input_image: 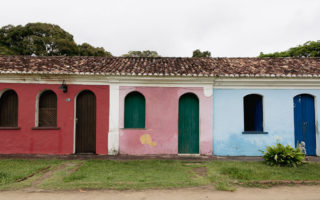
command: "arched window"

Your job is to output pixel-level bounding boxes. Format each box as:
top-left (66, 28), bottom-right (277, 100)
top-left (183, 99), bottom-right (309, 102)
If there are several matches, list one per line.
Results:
top-left (0, 90), bottom-right (18, 127)
top-left (38, 90), bottom-right (57, 127)
top-left (124, 91), bottom-right (145, 128)
top-left (244, 94), bottom-right (263, 132)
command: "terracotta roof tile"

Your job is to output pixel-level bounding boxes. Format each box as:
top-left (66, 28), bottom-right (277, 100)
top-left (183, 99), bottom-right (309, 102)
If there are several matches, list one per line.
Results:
top-left (0, 56), bottom-right (320, 77)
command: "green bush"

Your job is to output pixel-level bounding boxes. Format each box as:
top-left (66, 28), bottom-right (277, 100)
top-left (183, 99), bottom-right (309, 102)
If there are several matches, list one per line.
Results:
top-left (260, 143), bottom-right (305, 167)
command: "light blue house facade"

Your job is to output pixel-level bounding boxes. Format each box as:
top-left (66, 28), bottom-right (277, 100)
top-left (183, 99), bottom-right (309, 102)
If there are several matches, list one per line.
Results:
top-left (213, 80), bottom-right (320, 156)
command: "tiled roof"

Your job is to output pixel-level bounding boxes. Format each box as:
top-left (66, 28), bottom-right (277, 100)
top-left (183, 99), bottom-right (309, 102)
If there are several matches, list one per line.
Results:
top-left (0, 56), bottom-right (320, 78)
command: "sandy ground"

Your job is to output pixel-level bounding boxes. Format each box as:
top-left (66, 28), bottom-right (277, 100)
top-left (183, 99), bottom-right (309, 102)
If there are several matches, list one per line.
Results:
top-left (1, 185), bottom-right (320, 200)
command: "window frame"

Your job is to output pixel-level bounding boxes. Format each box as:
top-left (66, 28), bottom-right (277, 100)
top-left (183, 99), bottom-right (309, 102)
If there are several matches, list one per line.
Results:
top-left (35, 90), bottom-right (58, 128)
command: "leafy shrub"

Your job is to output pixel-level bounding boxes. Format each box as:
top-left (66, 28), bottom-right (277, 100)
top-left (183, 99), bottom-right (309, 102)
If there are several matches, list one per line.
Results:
top-left (260, 143), bottom-right (305, 167)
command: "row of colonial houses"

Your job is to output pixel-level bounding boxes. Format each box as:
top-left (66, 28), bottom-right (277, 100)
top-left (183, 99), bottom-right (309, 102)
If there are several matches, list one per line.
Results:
top-left (0, 56), bottom-right (320, 156)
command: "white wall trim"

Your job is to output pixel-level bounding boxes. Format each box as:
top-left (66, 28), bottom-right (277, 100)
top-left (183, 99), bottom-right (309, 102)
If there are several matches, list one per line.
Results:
top-left (73, 91), bottom-right (80, 154)
top-left (203, 85), bottom-right (213, 97)
top-left (213, 78), bottom-right (320, 89)
top-left (1, 74), bottom-right (320, 89)
top-left (108, 84), bottom-right (120, 155)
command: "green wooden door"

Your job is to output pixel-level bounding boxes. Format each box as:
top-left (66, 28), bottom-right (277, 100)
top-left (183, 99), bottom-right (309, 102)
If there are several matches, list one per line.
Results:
top-left (178, 93), bottom-right (199, 154)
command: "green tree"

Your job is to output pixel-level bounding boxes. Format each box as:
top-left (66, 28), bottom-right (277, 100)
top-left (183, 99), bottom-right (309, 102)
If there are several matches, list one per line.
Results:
top-left (0, 23), bottom-right (112, 57)
top-left (192, 49), bottom-right (212, 58)
top-left (78, 43), bottom-right (112, 57)
top-left (259, 40), bottom-right (320, 58)
top-left (0, 43), bottom-right (17, 55)
top-left (122, 50), bottom-right (161, 57)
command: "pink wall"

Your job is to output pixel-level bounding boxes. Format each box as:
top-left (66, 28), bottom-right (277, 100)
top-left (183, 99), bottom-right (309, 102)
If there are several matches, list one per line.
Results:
top-left (0, 83), bottom-right (109, 155)
top-left (119, 86), bottom-right (213, 155)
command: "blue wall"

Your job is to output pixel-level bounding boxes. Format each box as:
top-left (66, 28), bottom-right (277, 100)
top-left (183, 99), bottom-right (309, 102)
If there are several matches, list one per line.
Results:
top-left (213, 89), bottom-right (320, 156)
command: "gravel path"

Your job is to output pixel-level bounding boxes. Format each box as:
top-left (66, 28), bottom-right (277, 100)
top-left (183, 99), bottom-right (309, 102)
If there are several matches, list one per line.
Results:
top-left (1, 185), bottom-right (320, 200)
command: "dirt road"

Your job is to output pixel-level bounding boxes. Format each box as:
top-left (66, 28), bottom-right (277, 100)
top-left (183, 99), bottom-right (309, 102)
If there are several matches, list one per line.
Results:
top-left (1, 185), bottom-right (320, 200)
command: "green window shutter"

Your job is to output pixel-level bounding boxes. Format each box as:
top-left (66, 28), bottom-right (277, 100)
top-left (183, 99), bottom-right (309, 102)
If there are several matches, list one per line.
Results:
top-left (124, 92), bottom-right (145, 128)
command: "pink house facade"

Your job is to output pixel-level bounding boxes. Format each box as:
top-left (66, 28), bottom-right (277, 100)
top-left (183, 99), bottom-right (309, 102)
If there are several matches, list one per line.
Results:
top-left (118, 86), bottom-right (213, 155)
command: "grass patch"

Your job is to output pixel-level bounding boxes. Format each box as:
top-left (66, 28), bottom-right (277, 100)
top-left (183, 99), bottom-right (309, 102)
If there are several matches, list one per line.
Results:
top-left (39, 160), bottom-right (83, 190)
top-left (2, 159), bottom-right (320, 191)
top-left (220, 167), bottom-right (253, 180)
top-left (63, 174), bottom-right (86, 182)
top-left (42, 160), bottom-right (209, 190)
top-left (0, 159), bottom-right (62, 190)
top-left (206, 161), bottom-right (320, 190)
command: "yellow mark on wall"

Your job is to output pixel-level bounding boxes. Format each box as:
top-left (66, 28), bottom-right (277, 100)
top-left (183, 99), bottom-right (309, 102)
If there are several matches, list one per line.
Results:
top-left (140, 134), bottom-right (156, 147)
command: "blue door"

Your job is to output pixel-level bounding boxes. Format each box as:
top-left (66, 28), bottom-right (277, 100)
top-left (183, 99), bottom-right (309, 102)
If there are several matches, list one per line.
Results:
top-left (294, 94), bottom-right (316, 155)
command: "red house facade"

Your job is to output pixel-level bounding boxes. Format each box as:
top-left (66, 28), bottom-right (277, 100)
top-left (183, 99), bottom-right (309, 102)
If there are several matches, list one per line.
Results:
top-left (0, 82), bottom-right (109, 155)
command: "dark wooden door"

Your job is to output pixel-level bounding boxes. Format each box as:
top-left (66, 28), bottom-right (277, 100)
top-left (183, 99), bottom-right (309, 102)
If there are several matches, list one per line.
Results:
top-left (294, 94), bottom-right (316, 155)
top-left (178, 93), bottom-right (199, 154)
top-left (76, 90), bottom-right (96, 154)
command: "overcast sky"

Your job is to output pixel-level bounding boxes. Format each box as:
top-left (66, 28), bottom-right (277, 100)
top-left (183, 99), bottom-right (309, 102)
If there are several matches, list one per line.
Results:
top-left (1, 0), bottom-right (319, 57)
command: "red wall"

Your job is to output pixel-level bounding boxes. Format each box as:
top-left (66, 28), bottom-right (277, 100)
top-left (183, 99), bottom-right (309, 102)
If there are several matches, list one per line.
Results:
top-left (0, 83), bottom-right (109, 155)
